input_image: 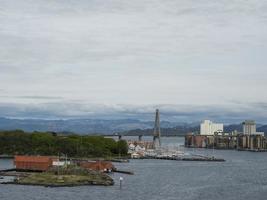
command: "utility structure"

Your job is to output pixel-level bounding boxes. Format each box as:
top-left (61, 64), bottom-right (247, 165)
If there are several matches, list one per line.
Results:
top-left (153, 109), bottom-right (161, 148)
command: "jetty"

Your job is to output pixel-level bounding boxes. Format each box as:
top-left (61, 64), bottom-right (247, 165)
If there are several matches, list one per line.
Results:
top-left (113, 169), bottom-right (134, 175)
top-left (132, 155), bottom-right (225, 162)
top-left (130, 147), bottom-right (225, 162)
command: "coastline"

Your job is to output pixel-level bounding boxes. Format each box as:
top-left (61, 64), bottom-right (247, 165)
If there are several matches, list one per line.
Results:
top-left (0, 166), bottom-right (114, 187)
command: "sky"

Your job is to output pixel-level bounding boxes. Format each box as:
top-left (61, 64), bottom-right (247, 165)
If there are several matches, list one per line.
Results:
top-left (0, 0), bottom-right (267, 123)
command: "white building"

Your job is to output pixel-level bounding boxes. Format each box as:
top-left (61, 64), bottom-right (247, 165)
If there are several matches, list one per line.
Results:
top-left (242, 120), bottom-right (264, 136)
top-left (200, 120), bottom-right (223, 135)
top-left (52, 160), bottom-right (71, 166)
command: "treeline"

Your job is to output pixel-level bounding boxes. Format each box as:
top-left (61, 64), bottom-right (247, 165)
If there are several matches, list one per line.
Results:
top-left (0, 130), bottom-right (128, 157)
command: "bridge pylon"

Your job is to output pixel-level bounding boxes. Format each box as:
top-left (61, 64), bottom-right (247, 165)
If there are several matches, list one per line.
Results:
top-left (153, 109), bottom-right (161, 149)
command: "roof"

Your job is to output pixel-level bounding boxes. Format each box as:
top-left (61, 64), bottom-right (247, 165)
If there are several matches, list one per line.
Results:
top-left (14, 155), bottom-right (54, 163)
top-left (80, 161), bottom-right (115, 170)
top-left (243, 120), bottom-right (256, 125)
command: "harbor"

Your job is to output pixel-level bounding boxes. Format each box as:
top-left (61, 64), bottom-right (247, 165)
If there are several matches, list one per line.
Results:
top-left (128, 143), bottom-right (225, 162)
top-left (1, 138), bottom-right (267, 200)
top-left (124, 110), bottom-right (226, 162)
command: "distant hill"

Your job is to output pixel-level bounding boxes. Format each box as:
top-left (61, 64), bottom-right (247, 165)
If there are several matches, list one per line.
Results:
top-left (0, 117), bottom-right (266, 135)
top-left (0, 117), bottom-right (187, 134)
top-left (223, 124), bottom-right (243, 133)
top-left (120, 124), bottom-right (267, 136)
top-left (258, 125), bottom-right (267, 134)
top-left (120, 126), bottom-right (199, 136)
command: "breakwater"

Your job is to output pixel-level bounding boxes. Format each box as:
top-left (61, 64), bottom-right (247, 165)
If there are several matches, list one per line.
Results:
top-left (132, 155), bottom-right (225, 162)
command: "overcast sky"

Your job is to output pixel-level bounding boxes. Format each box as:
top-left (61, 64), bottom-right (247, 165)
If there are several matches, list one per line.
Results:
top-left (0, 0), bottom-right (267, 122)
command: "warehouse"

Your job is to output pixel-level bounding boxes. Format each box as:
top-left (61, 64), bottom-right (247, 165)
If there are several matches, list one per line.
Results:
top-left (79, 161), bottom-right (115, 172)
top-left (14, 155), bottom-right (59, 171)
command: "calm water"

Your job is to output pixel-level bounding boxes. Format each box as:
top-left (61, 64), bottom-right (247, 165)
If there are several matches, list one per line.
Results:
top-left (1, 137), bottom-right (267, 200)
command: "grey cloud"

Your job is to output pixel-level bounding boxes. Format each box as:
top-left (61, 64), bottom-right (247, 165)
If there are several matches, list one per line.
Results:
top-left (0, 95), bottom-right (64, 101)
top-left (0, 0), bottom-right (267, 117)
top-left (15, 96), bottom-right (64, 100)
top-left (0, 102), bottom-right (267, 124)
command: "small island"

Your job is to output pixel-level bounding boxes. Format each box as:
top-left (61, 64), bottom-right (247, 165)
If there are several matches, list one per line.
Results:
top-left (7, 165), bottom-right (114, 187)
top-left (0, 130), bottom-right (129, 187)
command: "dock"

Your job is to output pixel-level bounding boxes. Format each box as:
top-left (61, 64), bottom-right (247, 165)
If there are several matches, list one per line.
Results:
top-left (113, 169), bottom-right (134, 175)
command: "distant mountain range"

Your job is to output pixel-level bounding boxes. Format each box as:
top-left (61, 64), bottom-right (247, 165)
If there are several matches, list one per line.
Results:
top-left (0, 117), bottom-right (193, 134)
top-left (0, 117), bottom-right (266, 135)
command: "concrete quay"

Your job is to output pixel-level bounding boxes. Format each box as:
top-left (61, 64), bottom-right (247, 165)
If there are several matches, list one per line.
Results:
top-left (132, 155), bottom-right (225, 162)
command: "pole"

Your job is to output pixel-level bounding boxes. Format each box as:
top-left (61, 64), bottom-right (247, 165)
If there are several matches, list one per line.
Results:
top-left (119, 177), bottom-right (123, 189)
top-left (213, 135), bottom-right (215, 157)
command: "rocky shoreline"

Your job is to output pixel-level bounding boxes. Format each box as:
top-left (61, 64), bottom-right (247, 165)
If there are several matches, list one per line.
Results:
top-left (1, 181), bottom-right (114, 187)
top-left (0, 166), bottom-right (114, 187)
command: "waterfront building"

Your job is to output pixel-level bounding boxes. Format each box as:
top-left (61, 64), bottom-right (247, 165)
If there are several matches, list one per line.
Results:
top-left (185, 134), bottom-right (267, 151)
top-left (14, 155), bottom-right (59, 171)
top-left (242, 120), bottom-right (264, 136)
top-left (200, 120), bottom-right (223, 135)
top-left (79, 161), bottom-right (115, 172)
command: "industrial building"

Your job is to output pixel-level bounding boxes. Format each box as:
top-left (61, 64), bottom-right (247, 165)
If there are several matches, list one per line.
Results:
top-left (79, 161), bottom-right (115, 172)
top-left (185, 134), bottom-right (267, 151)
top-left (14, 155), bottom-right (116, 173)
top-left (185, 120), bottom-right (266, 151)
top-left (242, 120), bottom-right (264, 136)
top-left (14, 155), bottom-right (59, 171)
top-left (200, 120), bottom-right (223, 135)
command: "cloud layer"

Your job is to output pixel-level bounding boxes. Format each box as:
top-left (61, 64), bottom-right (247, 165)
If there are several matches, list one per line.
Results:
top-left (0, 0), bottom-right (267, 121)
top-left (1, 102), bottom-right (267, 124)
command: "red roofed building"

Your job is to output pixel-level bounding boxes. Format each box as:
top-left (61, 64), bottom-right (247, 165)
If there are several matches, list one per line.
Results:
top-left (79, 161), bottom-right (115, 172)
top-left (14, 155), bottom-right (59, 171)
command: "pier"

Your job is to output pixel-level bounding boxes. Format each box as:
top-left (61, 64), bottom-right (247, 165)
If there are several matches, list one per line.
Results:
top-left (132, 155), bottom-right (225, 162)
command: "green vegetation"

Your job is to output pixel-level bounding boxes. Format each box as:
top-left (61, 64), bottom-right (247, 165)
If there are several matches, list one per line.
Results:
top-left (16, 165), bottom-right (114, 186)
top-left (0, 130), bottom-right (128, 157)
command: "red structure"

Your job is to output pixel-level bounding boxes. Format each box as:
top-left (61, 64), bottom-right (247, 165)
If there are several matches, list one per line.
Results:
top-left (79, 161), bottom-right (115, 172)
top-left (14, 155), bottom-right (58, 171)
